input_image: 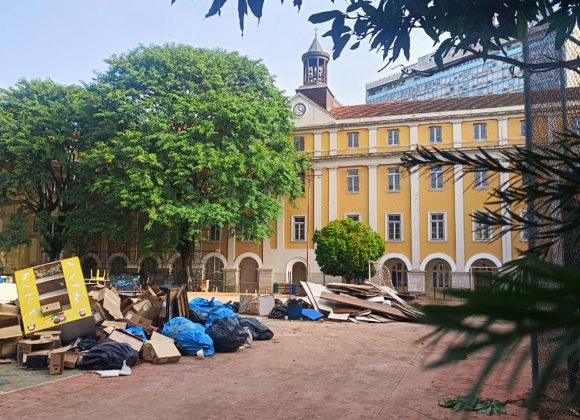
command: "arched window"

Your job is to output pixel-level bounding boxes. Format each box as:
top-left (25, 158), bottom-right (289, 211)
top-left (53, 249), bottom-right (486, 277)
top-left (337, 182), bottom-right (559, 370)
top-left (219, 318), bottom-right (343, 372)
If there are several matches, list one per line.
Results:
top-left (384, 259), bottom-right (408, 291)
top-left (470, 259), bottom-right (498, 289)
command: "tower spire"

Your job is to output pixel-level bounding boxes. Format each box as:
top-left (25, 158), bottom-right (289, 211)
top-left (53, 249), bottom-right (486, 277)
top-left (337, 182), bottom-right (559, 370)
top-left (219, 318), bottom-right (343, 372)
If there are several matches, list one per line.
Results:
top-left (302, 34), bottom-right (330, 86)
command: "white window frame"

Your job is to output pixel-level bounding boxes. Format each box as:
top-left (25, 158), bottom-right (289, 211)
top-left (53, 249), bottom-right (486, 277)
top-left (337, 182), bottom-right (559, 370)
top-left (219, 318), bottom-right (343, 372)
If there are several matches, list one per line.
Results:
top-left (473, 122), bottom-right (487, 141)
top-left (430, 166), bottom-right (444, 190)
top-left (428, 212), bottom-right (447, 241)
top-left (292, 215), bottom-right (306, 242)
top-left (209, 225), bottom-right (221, 242)
top-left (293, 135), bottom-right (305, 152)
top-left (474, 168), bottom-right (489, 189)
top-left (520, 210), bottom-right (529, 242)
top-left (429, 126), bottom-right (442, 144)
top-left (387, 167), bottom-right (400, 192)
top-left (347, 132), bottom-right (359, 149)
top-left (472, 211), bottom-right (492, 242)
top-left (387, 128), bottom-right (400, 146)
top-left (385, 213), bottom-right (403, 242)
top-left (345, 213), bottom-right (361, 222)
top-left (520, 120), bottom-right (526, 138)
top-left (346, 169), bottom-right (360, 193)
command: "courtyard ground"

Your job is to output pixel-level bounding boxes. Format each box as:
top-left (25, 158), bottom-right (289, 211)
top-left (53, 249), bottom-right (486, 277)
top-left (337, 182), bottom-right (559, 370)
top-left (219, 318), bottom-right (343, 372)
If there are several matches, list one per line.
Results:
top-left (0, 319), bottom-right (532, 420)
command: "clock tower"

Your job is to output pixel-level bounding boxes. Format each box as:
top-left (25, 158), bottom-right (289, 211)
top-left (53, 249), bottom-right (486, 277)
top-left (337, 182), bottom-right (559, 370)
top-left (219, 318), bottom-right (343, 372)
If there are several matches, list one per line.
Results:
top-left (295, 35), bottom-right (337, 111)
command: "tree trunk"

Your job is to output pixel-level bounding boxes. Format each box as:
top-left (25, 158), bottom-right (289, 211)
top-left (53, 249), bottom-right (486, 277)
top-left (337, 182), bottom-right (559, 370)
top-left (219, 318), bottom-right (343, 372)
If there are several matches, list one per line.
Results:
top-left (177, 240), bottom-right (196, 288)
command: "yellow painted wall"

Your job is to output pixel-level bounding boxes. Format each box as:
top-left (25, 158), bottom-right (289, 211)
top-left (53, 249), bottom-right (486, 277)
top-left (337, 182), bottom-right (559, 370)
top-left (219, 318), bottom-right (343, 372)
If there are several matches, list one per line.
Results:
top-left (336, 129), bottom-right (369, 155)
top-left (460, 119), bottom-right (499, 148)
top-left (320, 132), bottom-right (330, 157)
top-left (375, 125), bottom-right (410, 153)
top-left (336, 166), bottom-right (369, 224)
top-left (418, 123), bottom-right (453, 147)
top-left (292, 132), bottom-right (314, 154)
top-left (283, 173), bottom-right (315, 249)
top-left (321, 168), bottom-right (329, 227)
top-left (463, 171), bottom-right (502, 263)
top-left (235, 240), bottom-right (263, 261)
top-left (376, 165), bottom-right (412, 257)
top-left (507, 117), bottom-right (525, 142)
top-left (419, 166), bottom-right (456, 259)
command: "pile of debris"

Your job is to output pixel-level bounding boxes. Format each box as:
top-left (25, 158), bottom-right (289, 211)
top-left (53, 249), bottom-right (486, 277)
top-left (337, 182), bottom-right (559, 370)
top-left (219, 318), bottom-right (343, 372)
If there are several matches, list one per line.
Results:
top-left (0, 257), bottom-right (274, 378)
top-left (298, 281), bottom-right (423, 323)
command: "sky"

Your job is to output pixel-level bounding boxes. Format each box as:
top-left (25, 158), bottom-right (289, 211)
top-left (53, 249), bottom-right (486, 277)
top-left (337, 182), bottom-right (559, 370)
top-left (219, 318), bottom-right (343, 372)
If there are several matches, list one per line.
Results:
top-left (0, 0), bottom-right (433, 105)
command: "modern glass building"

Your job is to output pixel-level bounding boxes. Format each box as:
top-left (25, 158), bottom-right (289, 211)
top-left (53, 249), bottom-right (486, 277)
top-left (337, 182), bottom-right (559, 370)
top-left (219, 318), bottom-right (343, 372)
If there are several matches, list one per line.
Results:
top-left (366, 43), bottom-right (524, 103)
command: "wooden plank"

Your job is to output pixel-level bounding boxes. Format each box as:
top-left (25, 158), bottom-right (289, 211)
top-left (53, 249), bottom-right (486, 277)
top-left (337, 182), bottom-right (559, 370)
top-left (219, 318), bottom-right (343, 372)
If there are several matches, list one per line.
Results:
top-left (300, 282), bottom-right (335, 313)
top-left (175, 286), bottom-right (189, 319)
top-left (328, 311), bottom-right (350, 321)
top-left (319, 292), bottom-right (410, 321)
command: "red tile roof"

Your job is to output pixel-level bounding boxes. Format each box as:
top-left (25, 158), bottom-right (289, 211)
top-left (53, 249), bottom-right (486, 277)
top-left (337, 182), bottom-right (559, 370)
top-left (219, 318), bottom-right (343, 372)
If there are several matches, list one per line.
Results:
top-left (329, 92), bottom-right (524, 120)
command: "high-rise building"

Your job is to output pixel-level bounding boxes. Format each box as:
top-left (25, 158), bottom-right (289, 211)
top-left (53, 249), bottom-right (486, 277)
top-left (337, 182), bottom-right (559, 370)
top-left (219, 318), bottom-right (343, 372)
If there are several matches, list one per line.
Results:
top-left (366, 43), bottom-right (524, 103)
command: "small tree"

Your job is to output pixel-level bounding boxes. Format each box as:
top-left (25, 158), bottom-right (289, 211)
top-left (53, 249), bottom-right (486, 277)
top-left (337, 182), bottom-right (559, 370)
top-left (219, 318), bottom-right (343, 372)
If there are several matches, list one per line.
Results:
top-left (313, 218), bottom-right (384, 284)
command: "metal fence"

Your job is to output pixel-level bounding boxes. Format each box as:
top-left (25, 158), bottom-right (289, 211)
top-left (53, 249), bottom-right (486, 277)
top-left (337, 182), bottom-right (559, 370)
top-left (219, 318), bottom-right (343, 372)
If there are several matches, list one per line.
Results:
top-left (524, 24), bottom-right (580, 419)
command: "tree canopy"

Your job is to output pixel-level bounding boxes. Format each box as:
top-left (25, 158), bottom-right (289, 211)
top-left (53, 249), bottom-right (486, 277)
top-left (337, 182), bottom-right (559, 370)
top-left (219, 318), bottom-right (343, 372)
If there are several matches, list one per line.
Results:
top-left (0, 80), bottom-right (90, 260)
top-left (184, 0), bottom-right (580, 74)
top-left (313, 218), bottom-right (384, 283)
top-left (86, 44), bottom-right (307, 280)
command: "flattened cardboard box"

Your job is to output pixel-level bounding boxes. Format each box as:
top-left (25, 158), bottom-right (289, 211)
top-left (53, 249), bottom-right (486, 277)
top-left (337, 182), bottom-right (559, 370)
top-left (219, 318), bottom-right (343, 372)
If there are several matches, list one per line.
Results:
top-left (101, 320), bottom-right (128, 330)
top-left (102, 288), bottom-right (123, 320)
top-left (125, 311), bottom-right (152, 329)
top-left (142, 340), bottom-right (181, 364)
top-left (150, 331), bottom-right (174, 343)
top-left (107, 328), bottom-right (144, 353)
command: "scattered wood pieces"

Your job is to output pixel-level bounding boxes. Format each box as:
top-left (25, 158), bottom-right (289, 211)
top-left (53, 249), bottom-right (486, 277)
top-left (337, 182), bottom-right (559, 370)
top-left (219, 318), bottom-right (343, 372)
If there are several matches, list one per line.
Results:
top-left (320, 292), bottom-right (411, 322)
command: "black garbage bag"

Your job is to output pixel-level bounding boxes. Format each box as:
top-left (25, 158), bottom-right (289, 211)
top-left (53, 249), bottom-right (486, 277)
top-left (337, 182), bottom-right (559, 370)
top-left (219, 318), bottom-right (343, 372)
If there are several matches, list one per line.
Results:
top-left (239, 317), bottom-right (274, 340)
top-left (205, 317), bottom-right (247, 353)
top-left (231, 302), bottom-right (240, 313)
top-left (268, 302), bottom-right (287, 319)
top-left (188, 307), bottom-right (209, 325)
top-left (78, 342), bottom-right (139, 370)
top-left (75, 335), bottom-right (100, 351)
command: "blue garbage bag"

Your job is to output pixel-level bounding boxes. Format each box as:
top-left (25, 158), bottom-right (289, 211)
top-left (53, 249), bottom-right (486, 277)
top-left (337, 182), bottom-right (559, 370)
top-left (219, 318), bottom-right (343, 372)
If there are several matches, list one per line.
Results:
top-left (161, 317), bottom-right (214, 357)
top-left (161, 317), bottom-right (196, 340)
top-left (189, 297), bottom-right (224, 314)
top-left (124, 326), bottom-right (148, 341)
top-left (206, 306), bottom-right (238, 328)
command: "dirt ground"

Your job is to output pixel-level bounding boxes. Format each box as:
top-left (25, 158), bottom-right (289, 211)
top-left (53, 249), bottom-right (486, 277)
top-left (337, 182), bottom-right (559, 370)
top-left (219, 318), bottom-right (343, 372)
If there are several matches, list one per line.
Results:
top-left (0, 319), bottom-right (533, 420)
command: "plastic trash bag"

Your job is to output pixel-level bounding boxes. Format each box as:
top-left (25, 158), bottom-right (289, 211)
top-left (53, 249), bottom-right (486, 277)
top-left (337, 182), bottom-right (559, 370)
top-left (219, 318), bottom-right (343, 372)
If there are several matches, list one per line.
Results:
top-left (124, 325), bottom-right (147, 341)
top-left (268, 302), bottom-right (287, 319)
top-left (238, 317), bottom-right (274, 340)
top-left (160, 317), bottom-right (197, 340)
top-left (161, 317), bottom-right (214, 357)
top-left (78, 342), bottom-right (138, 370)
top-left (206, 306), bottom-right (238, 328)
top-left (205, 317), bottom-right (248, 353)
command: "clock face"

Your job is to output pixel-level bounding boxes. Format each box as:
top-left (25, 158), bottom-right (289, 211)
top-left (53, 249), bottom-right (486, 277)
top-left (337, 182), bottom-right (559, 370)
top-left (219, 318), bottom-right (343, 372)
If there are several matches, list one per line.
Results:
top-left (293, 103), bottom-right (306, 117)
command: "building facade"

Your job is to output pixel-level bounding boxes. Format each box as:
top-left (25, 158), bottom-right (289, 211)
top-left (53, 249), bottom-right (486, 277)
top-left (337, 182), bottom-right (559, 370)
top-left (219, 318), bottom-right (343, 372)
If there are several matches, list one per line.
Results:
top-left (1, 38), bottom-right (527, 295)
top-left (366, 43), bottom-right (524, 104)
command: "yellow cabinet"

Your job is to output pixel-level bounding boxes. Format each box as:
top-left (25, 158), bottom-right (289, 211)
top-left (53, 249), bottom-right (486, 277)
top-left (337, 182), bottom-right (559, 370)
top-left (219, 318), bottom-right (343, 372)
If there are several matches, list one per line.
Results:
top-left (15, 257), bottom-right (92, 334)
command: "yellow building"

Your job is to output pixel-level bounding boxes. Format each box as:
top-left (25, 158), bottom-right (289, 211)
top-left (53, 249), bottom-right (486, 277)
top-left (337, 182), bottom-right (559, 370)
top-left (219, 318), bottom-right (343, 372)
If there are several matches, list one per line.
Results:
top-left (1, 38), bottom-right (527, 295)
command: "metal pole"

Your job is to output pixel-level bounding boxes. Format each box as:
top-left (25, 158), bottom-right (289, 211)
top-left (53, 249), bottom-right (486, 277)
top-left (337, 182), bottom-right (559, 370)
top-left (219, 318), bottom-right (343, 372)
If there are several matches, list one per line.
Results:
top-left (523, 28), bottom-right (539, 386)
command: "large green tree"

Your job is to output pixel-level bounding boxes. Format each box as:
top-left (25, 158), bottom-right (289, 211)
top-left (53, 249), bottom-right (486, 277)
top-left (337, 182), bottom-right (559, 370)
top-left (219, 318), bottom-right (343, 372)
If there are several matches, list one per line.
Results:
top-left (87, 44), bottom-right (307, 282)
top-left (313, 218), bottom-right (385, 283)
top-left (0, 80), bottom-right (95, 261)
